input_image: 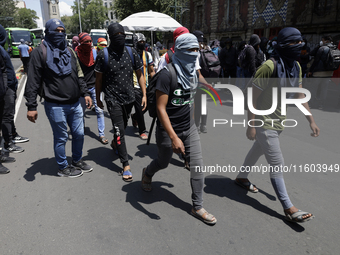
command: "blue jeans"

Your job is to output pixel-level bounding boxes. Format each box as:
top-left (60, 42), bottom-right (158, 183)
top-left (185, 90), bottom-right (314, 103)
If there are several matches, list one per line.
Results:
top-left (44, 100), bottom-right (84, 170)
top-left (88, 87), bottom-right (105, 137)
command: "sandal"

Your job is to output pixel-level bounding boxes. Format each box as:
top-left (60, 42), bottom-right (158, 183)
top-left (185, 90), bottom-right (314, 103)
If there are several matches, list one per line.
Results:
top-left (191, 208), bottom-right (217, 225)
top-left (141, 168), bottom-right (152, 192)
top-left (234, 178), bottom-right (258, 193)
top-left (120, 170), bottom-right (133, 182)
top-left (139, 133), bottom-right (148, 140)
top-left (284, 210), bottom-right (315, 223)
top-left (99, 136), bottom-right (108, 145)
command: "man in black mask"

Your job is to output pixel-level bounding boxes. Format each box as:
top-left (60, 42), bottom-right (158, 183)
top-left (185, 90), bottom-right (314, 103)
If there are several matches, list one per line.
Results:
top-left (95, 23), bottom-right (146, 182)
top-left (235, 27), bottom-right (319, 223)
top-left (131, 33), bottom-right (155, 140)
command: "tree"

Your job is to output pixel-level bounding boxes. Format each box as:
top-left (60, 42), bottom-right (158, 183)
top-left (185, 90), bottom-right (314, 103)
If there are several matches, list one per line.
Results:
top-left (13, 8), bottom-right (39, 29)
top-left (0, 0), bottom-right (18, 28)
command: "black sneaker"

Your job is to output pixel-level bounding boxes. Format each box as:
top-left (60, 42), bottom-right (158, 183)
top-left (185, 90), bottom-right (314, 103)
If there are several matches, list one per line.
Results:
top-left (0, 164), bottom-right (10, 174)
top-left (0, 155), bottom-right (16, 163)
top-left (58, 165), bottom-right (83, 178)
top-left (200, 125), bottom-right (207, 133)
top-left (72, 159), bottom-right (93, 173)
top-left (4, 143), bottom-right (24, 153)
top-left (12, 134), bottom-right (29, 143)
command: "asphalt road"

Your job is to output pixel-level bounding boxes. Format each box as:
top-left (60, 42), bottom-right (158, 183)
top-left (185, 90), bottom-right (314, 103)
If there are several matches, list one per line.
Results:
top-left (0, 72), bottom-right (339, 254)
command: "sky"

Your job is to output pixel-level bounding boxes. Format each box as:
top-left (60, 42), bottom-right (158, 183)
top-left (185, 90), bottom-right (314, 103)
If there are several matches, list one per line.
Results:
top-left (24, 0), bottom-right (74, 28)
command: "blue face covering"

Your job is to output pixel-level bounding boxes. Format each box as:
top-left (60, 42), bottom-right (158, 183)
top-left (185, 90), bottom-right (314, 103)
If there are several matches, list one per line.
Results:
top-left (171, 33), bottom-right (199, 90)
top-left (43, 19), bottom-right (71, 76)
top-left (272, 27), bottom-right (304, 98)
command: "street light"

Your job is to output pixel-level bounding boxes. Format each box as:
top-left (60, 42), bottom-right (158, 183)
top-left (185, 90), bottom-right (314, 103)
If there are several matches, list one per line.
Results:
top-left (77, 0), bottom-right (82, 33)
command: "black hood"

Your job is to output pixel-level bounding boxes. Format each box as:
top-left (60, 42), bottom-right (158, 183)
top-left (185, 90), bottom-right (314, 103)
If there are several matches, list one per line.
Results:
top-left (0, 24), bottom-right (7, 46)
top-left (249, 34), bottom-right (261, 47)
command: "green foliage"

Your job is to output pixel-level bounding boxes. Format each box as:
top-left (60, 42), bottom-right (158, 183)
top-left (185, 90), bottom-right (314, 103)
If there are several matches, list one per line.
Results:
top-left (0, 0), bottom-right (18, 28)
top-left (14, 8), bottom-right (39, 29)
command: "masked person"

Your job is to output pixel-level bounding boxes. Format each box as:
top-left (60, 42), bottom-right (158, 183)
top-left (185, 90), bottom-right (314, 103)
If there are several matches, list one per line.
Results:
top-left (72, 36), bottom-right (79, 51)
top-left (25, 19), bottom-right (93, 178)
top-left (76, 32), bottom-right (107, 144)
top-left (141, 33), bottom-right (217, 225)
top-left (95, 22), bottom-right (146, 182)
top-left (235, 27), bottom-right (320, 223)
top-left (131, 33), bottom-right (155, 140)
top-left (220, 37), bottom-right (238, 81)
top-left (97, 38), bottom-right (107, 52)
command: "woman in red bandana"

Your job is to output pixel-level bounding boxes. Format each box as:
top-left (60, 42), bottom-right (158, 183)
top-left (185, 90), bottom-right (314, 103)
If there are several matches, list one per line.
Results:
top-left (77, 32), bottom-right (108, 144)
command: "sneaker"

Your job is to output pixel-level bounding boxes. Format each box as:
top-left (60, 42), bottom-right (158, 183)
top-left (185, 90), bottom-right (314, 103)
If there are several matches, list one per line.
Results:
top-left (58, 165), bottom-right (83, 178)
top-left (0, 155), bottom-right (16, 163)
top-left (4, 143), bottom-right (24, 153)
top-left (72, 159), bottom-right (93, 173)
top-left (12, 134), bottom-right (29, 143)
top-left (200, 125), bottom-right (207, 133)
top-left (0, 164), bottom-right (10, 174)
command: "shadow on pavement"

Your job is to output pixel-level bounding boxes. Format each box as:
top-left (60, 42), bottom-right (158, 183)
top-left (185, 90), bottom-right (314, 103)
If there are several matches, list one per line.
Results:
top-left (24, 157), bottom-right (59, 181)
top-left (122, 181), bottom-right (192, 220)
top-left (204, 175), bottom-right (305, 232)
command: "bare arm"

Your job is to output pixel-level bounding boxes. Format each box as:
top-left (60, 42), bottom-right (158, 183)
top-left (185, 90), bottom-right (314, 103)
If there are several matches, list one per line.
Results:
top-left (95, 71), bottom-right (104, 109)
top-left (136, 69), bottom-right (147, 111)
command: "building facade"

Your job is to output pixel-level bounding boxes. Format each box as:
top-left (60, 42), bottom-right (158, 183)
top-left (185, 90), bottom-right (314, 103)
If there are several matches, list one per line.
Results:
top-left (40, 0), bottom-right (61, 26)
top-left (190, 0), bottom-right (340, 47)
top-left (103, 0), bottom-right (118, 28)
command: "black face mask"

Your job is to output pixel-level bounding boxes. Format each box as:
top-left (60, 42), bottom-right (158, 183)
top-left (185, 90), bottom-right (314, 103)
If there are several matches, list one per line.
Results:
top-left (109, 33), bottom-right (126, 53)
top-left (137, 42), bottom-right (145, 51)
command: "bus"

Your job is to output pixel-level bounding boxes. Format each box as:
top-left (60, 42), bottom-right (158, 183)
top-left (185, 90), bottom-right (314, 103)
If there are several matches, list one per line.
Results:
top-left (30, 28), bottom-right (44, 46)
top-left (4, 27), bottom-right (35, 57)
top-left (89, 29), bottom-right (108, 48)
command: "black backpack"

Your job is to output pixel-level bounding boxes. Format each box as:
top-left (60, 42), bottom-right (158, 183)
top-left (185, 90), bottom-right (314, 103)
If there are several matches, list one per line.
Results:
top-left (199, 49), bottom-right (221, 78)
top-left (320, 45), bottom-right (340, 71)
top-left (146, 63), bottom-right (177, 144)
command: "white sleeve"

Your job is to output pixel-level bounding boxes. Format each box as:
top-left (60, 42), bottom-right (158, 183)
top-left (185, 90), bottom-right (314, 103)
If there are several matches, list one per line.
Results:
top-left (157, 55), bottom-right (167, 73)
top-left (195, 54), bottom-right (201, 70)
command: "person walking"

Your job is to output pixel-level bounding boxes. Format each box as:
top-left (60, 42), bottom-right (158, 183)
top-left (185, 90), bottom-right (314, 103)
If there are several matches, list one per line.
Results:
top-left (235, 27), bottom-right (319, 223)
top-left (76, 32), bottom-right (108, 144)
top-left (18, 39), bottom-right (30, 74)
top-left (95, 23), bottom-right (146, 182)
top-left (141, 33), bottom-right (216, 225)
top-left (25, 19), bottom-right (93, 178)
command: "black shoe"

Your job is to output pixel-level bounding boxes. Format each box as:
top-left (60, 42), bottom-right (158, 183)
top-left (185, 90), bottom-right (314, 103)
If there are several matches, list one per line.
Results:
top-left (4, 143), bottom-right (24, 153)
top-left (72, 159), bottom-right (93, 173)
top-left (200, 125), bottom-right (207, 133)
top-left (0, 155), bottom-right (16, 163)
top-left (0, 164), bottom-right (10, 174)
top-left (58, 165), bottom-right (83, 178)
top-left (12, 134), bottom-right (29, 143)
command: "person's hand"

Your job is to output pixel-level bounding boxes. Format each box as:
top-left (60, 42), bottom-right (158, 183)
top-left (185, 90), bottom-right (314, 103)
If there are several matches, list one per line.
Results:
top-left (85, 96), bottom-right (92, 109)
top-left (142, 95), bottom-right (147, 111)
top-left (97, 98), bottom-right (104, 109)
top-left (246, 127), bottom-right (256, 140)
top-left (310, 122), bottom-right (320, 137)
top-left (307, 72), bottom-right (313, 78)
top-left (171, 136), bottom-right (185, 155)
top-left (27, 110), bottom-right (38, 123)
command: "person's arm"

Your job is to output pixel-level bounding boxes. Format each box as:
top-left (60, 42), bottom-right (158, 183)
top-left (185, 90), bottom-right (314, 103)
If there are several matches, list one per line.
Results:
top-left (136, 68), bottom-right (147, 111)
top-left (0, 53), bottom-right (7, 90)
top-left (249, 47), bottom-right (257, 75)
top-left (95, 71), bottom-right (104, 109)
top-left (156, 90), bottom-right (185, 155)
top-left (295, 85), bottom-right (320, 137)
top-left (148, 64), bottom-right (155, 78)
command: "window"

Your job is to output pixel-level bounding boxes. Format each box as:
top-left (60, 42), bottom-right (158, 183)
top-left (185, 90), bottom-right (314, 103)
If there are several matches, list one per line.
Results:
top-left (254, 29), bottom-right (264, 38)
top-left (52, 6), bottom-right (56, 13)
top-left (104, 2), bottom-right (107, 7)
top-left (110, 2), bottom-right (112, 7)
top-left (197, 5), bottom-right (203, 28)
top-left (269, 27), bottom-right (281, 39)
top-left (110, 12), bottom-right (114, 20)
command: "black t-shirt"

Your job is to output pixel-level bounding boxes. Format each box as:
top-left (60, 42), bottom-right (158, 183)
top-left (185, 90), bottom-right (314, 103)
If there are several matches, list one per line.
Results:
top-left (156, 68), bottom-right (196, 132)
top-left (78, 60), bottom-right (96, 89)
top-left (95, 47), bottom-right (143, 105)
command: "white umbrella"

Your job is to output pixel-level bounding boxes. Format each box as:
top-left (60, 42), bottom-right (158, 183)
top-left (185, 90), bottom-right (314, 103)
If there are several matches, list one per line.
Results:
top-left (120, 10), bottom-right (183, 57)
top-left (120, 10), bottom-right (182, 32)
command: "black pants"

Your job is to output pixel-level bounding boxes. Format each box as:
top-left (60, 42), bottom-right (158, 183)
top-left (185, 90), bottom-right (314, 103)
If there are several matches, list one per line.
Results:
top-left (21, 57), bottom-right (30, 73)
top-left (106, 100), bottom-right (133, 167)
top-left (132, 88), bottom-right (147, 135)
top-left (2, 87), bottom-right (17, 145)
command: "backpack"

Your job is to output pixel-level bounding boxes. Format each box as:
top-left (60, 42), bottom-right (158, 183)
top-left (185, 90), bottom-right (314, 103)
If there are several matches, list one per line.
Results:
top-left (211, 47), bottom-right (219, 57)
top-left (165, 49), bottom-right (174, 64)
top-left (321, 45), bottom-right (340, 71)
top-left (238, 44), bottom-right (254, 68)
top-left (199, 49), bottom-right (221, 78)
top-left (146, 63), bottom-right (177, 145)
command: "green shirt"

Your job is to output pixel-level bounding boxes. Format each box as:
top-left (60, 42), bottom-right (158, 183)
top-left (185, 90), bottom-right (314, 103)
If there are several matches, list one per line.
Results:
top-left (252, 60), bottom-right (302, 131)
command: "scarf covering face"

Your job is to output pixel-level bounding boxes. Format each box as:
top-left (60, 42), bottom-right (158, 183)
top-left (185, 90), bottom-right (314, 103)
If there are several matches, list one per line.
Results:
top-left (77, 32), bottom-right (95, 67)
top-left (97, 38), bottom-right (107, 51)
top-left (108, 23), bottom-right (126, 53)
top-left (72, 36), bottom-right (79, 50)
top-left (0, 25), bottom-right (7, 46)
top-left (171, 33), bottom-right (199, 90)
top-left (170, 27), bottom-right (189, 52)
top-left (43, 19), bottom-right (71, 76)
top-left (272, 27), bottom-right (304, 98)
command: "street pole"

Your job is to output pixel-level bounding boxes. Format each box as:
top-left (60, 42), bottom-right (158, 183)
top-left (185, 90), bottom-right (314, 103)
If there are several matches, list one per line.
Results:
top-left (77, 0), bottom-right (82, 33)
